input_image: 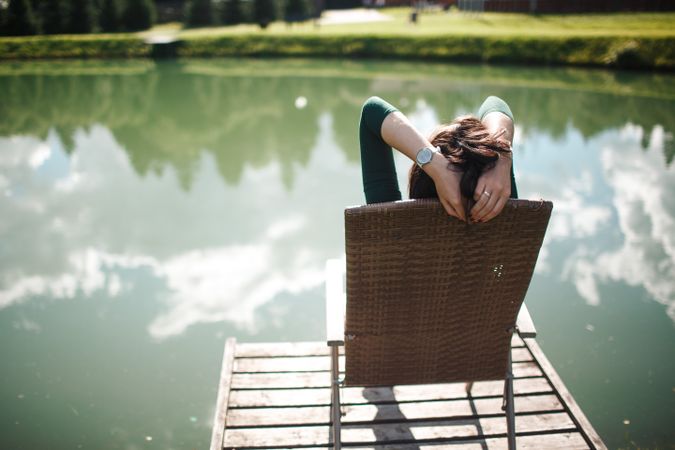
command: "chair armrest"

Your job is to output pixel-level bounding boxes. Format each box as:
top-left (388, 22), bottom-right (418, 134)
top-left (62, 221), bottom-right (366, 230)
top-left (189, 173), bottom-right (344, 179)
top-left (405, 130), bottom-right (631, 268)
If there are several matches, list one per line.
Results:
top-left (516, 303), bottom-right (537, 339)
top-left (325, 259), bottom-right (346, 347)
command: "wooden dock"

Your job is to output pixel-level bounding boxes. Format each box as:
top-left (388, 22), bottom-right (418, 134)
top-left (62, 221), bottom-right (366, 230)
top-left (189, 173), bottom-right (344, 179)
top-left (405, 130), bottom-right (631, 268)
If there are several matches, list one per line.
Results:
top-left (210, 336), bottom-right (606, 449)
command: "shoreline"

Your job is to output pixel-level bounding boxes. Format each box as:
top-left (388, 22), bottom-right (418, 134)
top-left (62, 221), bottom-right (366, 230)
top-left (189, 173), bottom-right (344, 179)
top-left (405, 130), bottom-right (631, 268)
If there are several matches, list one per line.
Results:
top-left (1, 33), bottom-right (673, 71)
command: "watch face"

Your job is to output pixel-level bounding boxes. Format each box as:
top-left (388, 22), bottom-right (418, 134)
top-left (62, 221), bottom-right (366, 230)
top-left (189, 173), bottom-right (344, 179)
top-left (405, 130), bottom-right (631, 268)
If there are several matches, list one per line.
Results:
top-left (417, 147), bottom-right (433, 165)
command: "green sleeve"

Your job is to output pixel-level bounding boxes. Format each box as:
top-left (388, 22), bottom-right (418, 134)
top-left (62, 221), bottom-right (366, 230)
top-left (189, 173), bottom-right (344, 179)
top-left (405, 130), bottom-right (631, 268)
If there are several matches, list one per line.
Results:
top-left (478, 95), bottom-right (514, 122)
top-left (360, 96), bottom-right (402, 204)
top-left (477, 96), bottom-right (519, 199)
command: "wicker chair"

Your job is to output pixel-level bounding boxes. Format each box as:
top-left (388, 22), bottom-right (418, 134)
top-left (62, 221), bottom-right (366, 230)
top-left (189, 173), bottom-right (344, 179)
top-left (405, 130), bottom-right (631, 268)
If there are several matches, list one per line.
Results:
top-left (325, 198), bottom-right (553, 450)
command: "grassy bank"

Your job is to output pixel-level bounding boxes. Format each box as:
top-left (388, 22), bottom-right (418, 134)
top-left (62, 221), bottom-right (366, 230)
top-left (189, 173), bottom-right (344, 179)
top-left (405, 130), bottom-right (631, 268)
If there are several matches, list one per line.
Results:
top-left (176, 34), bottom-right (674, 69)
top-left (1, 10), bottom-right (674, 70)
top-left (0, 34), bottom-right (150, 59)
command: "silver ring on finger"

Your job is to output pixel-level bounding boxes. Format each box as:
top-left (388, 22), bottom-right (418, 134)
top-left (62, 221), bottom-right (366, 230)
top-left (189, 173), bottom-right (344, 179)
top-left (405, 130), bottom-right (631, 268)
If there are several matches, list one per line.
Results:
top-left (483, 191), bottom-right (491, 198)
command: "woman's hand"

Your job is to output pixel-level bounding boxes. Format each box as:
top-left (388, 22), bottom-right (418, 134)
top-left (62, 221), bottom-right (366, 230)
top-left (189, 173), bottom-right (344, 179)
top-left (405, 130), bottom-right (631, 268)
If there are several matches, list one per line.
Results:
top-left (426, 154), bottom-right (466, 221)
top-left (470, 155), bottom-right (511, 223)
top-left (472, 111), bottom-right (515, 223)
top-left (381, 112), bottom-right (466, 221)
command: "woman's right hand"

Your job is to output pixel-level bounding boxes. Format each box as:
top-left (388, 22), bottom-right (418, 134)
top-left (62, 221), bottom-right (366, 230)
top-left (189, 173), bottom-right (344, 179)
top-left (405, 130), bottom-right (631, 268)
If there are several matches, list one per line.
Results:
top-left (380, 111), bottom-right (465, 220)
top-left (425, 153), bottom-right (466, 221)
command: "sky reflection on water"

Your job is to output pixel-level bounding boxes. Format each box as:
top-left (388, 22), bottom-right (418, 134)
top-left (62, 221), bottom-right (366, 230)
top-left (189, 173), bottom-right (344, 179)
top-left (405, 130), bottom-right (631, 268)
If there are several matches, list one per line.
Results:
top-left (0, 59), bottom-right (673, 449)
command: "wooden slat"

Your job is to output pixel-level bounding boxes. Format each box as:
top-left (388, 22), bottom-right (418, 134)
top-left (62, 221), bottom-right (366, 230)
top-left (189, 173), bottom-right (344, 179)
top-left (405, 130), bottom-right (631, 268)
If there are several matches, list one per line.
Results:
top-left (210, 337), bottom-right (236, 450)
top-left (346, 432), bottom-right (590, 449)
top-left (230, 362), bottom-right (542, 389)
top-left (227, 394), bottom-right (564, 427)
top-left (223, 412), bottom-right (576, 448)
top-left (229, 378), bottom-right (553, 408)
top-left (234, 348), bottom-right (532, 373)
top-left (234, 355), bottom-right (344, 373)
top-left (511, 334), bottom-right (525, 347)
top-left (525, 339), bottom-right (607, 450)
top-left (511, 347), bottom-right (532, 362)
top-left (235, 342), bottom-right (333, 358)
top-left (236, 341), bottom-right (526, 359)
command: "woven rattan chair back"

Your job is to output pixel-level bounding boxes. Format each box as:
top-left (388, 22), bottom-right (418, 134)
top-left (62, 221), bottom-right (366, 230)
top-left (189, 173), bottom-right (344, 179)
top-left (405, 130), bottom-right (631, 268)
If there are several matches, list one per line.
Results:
top-left (344, 198), bottom-right (552, 387)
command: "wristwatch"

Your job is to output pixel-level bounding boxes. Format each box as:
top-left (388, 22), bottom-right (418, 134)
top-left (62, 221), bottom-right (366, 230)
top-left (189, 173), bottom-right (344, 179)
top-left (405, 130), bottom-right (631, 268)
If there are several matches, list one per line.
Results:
top-left (415, 146), bottom-right (439, 168)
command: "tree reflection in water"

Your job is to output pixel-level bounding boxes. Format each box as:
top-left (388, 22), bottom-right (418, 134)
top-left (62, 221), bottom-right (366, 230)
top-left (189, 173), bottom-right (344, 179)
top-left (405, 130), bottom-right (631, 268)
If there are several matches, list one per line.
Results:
top-left (1, 59), bottom-right (672, 191)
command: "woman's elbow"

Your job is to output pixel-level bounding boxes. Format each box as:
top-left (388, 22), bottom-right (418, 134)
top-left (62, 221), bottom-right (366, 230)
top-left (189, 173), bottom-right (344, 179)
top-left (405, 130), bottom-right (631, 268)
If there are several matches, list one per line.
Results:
top-left (362, 96), bottom-right (383, 116)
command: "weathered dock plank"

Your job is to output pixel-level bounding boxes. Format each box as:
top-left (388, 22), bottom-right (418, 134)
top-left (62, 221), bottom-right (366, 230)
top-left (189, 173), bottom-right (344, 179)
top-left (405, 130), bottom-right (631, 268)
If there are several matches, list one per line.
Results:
top-left (228, 377), bottom-right (553, 408)
top-left (230, 361), bottom-right (541, 389)
top-left (212, 339), bottom-right (606, 449)
top-left (224, 413), bottom-right (576, 448)
top-left (227, 394), bottom-right (564, 427)
top-left (340, 432), bottom-right (591, 449)
top-left (233, 347), bottom-right (533, 373)
top-left (234, 336), bottom-right (526, 358)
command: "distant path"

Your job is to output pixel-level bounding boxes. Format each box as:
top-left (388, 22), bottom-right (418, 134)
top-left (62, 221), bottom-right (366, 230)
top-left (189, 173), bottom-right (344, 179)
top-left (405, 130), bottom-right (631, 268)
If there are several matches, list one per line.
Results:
top-left (318, 8), bottom-right (393, 26)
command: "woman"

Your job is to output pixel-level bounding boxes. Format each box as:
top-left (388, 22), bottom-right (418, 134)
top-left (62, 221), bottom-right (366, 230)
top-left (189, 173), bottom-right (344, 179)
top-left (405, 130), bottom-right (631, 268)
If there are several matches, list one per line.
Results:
top-left (360, 96), bottom-right (516, 223)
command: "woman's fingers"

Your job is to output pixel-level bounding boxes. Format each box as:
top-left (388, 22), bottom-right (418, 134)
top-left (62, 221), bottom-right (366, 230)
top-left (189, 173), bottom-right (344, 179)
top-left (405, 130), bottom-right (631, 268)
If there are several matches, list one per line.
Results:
top-left (440, 198), bottom-right (460, 219)
top-left (471, 188), bottom-right (490, 221)
top-left (483, 195), bottom-right (508, 222)
top-left (441, 195), bottom-right (466, 222)
top-left (472, 189), bottom-right (498, 222)
top-left (473, 180), bottom-right (487, 202)
top-left (472, 191), bottom-right (499, 222)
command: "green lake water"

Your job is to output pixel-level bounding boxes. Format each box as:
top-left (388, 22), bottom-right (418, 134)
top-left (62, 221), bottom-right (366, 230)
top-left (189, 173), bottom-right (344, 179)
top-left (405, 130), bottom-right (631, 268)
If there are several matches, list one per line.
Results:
top-left (0, 58), bottom-right (673, 449)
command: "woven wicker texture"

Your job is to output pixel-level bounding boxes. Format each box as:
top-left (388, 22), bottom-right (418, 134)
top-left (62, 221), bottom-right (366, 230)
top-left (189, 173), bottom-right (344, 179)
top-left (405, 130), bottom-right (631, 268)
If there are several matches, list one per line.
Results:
top-left (344, 199), bottom-right (552, 387)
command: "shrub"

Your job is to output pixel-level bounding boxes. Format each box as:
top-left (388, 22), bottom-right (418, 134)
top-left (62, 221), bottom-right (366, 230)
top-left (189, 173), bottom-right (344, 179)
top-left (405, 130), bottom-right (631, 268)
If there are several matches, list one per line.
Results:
top-left (40, 0), bottom-right (68, 34)
top-left (284, 0), bottom-right (309, 23)
top-left (122, 0), bottom-right (156, 31)
top-left (5, 0), bottom-right (38, 36)
top-left (253, 0), bottom-right (275, 29)
top-left (67, 0), bottom-right (97, 34)
top-left (185, 0), bottom-right (213, 27)
top-left (100, 0), bottom-right (121, 32)
top-left (221, 0), bottom-right (244, 25)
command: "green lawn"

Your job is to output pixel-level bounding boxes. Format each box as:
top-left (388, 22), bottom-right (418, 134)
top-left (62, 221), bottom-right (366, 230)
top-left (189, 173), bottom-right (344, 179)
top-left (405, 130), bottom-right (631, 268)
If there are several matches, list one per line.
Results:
top-left (173, 9), bottom-right (675, 38)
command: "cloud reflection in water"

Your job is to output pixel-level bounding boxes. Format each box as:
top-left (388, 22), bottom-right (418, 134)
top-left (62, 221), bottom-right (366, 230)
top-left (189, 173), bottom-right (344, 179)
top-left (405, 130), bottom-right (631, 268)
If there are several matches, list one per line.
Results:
top-left (0, 114), bottom-right (355, 339)
top-left (526, 123), bottom-right (675, 320)
top-left (568, 124), bottom-right (675, 320)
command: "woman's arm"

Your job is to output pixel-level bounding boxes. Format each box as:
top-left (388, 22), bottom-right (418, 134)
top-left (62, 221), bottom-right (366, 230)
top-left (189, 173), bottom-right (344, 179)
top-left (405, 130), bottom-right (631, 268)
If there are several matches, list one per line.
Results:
top-left (360, 96), bottom-right (465, 220)
top-left (360, 97), bottom-right (402, 204)
top-left (470, 96), bottom-right (516, 223)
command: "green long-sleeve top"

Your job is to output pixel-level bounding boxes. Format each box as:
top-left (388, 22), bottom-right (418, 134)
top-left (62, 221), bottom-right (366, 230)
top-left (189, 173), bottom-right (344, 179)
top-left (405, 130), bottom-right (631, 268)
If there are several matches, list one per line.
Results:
top-left (359, 96), bottom-right (518, 204)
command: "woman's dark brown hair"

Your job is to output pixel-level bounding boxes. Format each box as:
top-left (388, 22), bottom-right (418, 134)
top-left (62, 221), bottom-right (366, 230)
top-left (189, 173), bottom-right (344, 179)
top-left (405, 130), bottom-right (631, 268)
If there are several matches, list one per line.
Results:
top-left (409, 115), bottom-right (512, 215)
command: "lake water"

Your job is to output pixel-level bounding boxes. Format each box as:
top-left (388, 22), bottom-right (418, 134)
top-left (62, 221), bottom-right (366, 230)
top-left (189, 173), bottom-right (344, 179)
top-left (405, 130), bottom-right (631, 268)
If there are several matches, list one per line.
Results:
top-left (0, 59), bottom-right (673, 449)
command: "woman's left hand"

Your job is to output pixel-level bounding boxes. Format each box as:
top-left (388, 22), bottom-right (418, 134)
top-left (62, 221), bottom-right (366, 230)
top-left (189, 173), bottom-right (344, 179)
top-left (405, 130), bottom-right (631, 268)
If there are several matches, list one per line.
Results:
top-left (470, 156), bottom-right (511, 223)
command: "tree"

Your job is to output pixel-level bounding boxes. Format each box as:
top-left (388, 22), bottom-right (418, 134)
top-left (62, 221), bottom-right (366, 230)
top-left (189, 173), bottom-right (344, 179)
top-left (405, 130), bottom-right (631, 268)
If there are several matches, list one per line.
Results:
top-left (122, 0), bottom-right (155, 31)
top-left (100, 0), bottom-right (121, 32)
top-left (67, 0), bottom-right (96, 33)
top-left (253, 0), bottom-right (275, 29)
top-left (284, 0), bottom-right (308, 23)
top-left (221, 0), bottom-right (244, 25)
top-left (185, 0), bottom-right (212, 27)
top-left (5, 0), bottom-right (38, 35)
top-left (0, 4), bottom-right (6, 34)
top-left (40, 0), bottom-right (68, 34)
